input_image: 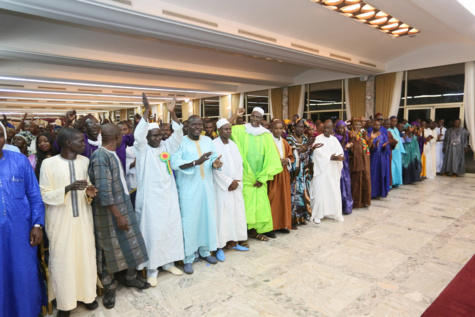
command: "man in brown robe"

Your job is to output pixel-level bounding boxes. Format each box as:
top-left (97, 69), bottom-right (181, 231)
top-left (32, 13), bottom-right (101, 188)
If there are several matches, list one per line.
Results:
top-left (267, 120), bottom-right (295, 236)
top-left (349, 119), bottom-right (372, 208)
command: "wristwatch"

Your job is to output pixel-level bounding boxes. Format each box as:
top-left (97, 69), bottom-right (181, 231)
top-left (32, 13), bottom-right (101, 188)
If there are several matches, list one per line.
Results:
top-left (34, 224), bottom-right (44, 230)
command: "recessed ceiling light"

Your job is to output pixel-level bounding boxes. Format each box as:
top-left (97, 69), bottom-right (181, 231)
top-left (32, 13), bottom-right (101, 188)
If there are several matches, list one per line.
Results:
top-left (361, 4), bottom-right (375, 12)
top-left (381, 23), bottom-right (399, 30)
top-left (356, 11), bottom-right (375, 19)
top-left (341, 4), bottom-right (361, 12)
top-left (324, 0), bottom-right (343, 5)
top-left (310, 0), bottom-right (419, 37)
top-left (369, 17), bottom-right (388, 25)
top-left (392, 28), bottom-right (409, 35)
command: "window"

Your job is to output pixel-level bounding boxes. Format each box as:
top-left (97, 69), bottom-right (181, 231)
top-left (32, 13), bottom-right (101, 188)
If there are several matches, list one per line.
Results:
top-left (174, 103), bottom-right (183, 119)
top-left (201, 97), bottom-right (220, 118)
top-left (245, 90), bottom-right (270, 121)
top-left (398, 63), bottom-right (465, 124)
top-left (405, 63), bottom-right (464, 106)
top-left (127, 108), bottom-right (135, 121)
top-left (305, 80), bottom-right (346, 121)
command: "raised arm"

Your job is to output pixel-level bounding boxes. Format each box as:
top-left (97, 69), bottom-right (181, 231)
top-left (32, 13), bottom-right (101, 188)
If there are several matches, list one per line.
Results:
top-left (15, 113), bottom-right (28, 133)
top-left (228, 108), bottom-right (245, 124)
top-left (134, 93), bottom-right (152, 150)
top-left (167, 96), bottom-right (179, 124)
top-left (63, 110), bottom-right (77, 129)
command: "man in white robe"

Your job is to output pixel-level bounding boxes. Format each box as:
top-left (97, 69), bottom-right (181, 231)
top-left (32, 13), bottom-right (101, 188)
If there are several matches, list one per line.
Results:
top-left (213, 119), bottom-right (249, 261)
top-left (134, 94), bottom-right (184, 286)
top-left (310, 120), bottom-right (344, 224)
top-left (424, 121), bottom-right (437, 179)
top-left (435, 119), bottom-right (446, 173)
top-left (40, 128), bottom-right (99, 317)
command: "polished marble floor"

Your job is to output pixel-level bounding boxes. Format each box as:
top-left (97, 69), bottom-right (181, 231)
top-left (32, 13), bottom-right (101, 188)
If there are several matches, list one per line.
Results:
top-left (66, 175), bottom-right (475, 317)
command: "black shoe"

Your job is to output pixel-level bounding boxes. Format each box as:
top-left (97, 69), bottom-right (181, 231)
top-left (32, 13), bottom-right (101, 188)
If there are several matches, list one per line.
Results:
top-left (84, 300), bottom-right (99, 310)
top-left (103, 288), bottom-right (116, 309)
top-left (264, 231), bottom-right (276, 238)
top-left (57, 310), bottom-right (70, 317)
top-left (124, 278), bottom-right (151, 289)
top-left (277, 229), bottom-right (291, 234)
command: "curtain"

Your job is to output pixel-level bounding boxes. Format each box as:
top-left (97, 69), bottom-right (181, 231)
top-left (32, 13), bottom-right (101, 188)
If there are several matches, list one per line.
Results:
top-left (348, 78), bottom-right (366, 118)
top-left (192, 99), bottom-right (200, 117)
top-left (231, 94), bottom-right (240, 115)
top-left (465, 61), bottom-right (475, 155)
top-left (268, 89), bottom-right (273, 119)
top-left (270, 88), bottom-right (283, 119)
top-left (288, 85), bottom-right (302, 119)
top-left (220, 95), bottom-right (230, 118)
top-left (375, 73), bottom-right (397, 117)
top-left (120, 109), bottom-right (127, 121)
top-left (389, 72), bottom-right (404, 117)
top-left (162, 103), bottom-right (169, 123)
top-left (298, 84), bottom-right (305, 118)
top-left (344, 79), bottom-right (351, 119)
top-left (181, 101), bottom-right (189, 121)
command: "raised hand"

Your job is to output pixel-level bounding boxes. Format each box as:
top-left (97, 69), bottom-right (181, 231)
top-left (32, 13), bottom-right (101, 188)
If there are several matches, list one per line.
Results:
top-left (331, 153), bottom-right (344, 161)
top-left (167, 96), bottom-right (177, 113)
top-left (236, 108), bottom-right (245, 117)
top-left (66, 110), bottom-right (77, 123)
top-left (370, 131), bottom-right (380, 139)
top-left (212, 154), bottom-right (223, 169)
top-left (196, 151), bottom-right (213, 165)
top-left (66, 180), bottom-right (88, 193)
top-left (86, 185), bottom-right (98, 198)
top-left (297, 145), bottom-right (308, 154)
top-left (142, 92), bottom-right (150, 110)
top-left (312, 143), bottom-right (324, 150)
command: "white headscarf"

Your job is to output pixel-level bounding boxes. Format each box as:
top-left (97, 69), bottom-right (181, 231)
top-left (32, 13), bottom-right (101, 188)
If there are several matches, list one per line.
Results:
top-left (252, 107), bottom-right (265, 116)
top-left (216, 118), bottom-right (230, 129)
top-left (147, 122), bottom-right (160, 131)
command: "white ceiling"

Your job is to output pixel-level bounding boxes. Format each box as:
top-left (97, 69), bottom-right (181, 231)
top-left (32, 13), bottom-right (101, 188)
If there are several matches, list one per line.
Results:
top-left (0, 0), bottom-right (474, 117)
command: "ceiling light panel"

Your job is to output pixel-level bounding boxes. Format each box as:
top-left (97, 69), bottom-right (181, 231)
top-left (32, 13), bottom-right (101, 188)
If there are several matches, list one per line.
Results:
top-left (311, 0), bottom-right (420, 37)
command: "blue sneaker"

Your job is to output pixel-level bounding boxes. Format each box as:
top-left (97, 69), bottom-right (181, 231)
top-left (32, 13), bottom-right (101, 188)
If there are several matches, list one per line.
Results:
top-left (230, 244), bottom-right (249, 251)
top-left (183, 263), bottom-right (194, 274)
top-left (216, 249), bottom-right (225, 262)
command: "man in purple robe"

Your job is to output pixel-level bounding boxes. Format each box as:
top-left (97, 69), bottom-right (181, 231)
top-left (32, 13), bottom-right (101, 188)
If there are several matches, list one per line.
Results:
top-left (370, 120), bottom-right (389, 199)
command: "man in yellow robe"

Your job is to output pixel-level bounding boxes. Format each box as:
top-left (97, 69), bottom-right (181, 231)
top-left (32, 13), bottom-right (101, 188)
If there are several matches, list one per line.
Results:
top-left (40, 128), bottom-right (99, 317)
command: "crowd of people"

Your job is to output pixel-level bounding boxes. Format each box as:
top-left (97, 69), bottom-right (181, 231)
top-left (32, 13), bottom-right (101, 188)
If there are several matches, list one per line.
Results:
top-left (0, 93), bottom-right (471, 317)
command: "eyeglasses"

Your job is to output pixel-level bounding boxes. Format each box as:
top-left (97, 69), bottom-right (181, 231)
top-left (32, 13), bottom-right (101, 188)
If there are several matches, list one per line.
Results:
top-left (250, 115), bottom-right (263, 120)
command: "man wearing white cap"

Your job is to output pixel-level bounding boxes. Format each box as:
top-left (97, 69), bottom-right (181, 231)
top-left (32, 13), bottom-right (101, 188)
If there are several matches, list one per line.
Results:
top-left (228, 107), bottom-right (282, 241)
top-left (212, 118), bottom-right (249, 261)
top-left (133, 93), bottom-right (185, 286)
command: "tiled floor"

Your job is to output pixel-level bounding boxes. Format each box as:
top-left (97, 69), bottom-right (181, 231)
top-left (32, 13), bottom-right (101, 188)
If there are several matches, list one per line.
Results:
top-left (63, 175), bottom-right (475, 317)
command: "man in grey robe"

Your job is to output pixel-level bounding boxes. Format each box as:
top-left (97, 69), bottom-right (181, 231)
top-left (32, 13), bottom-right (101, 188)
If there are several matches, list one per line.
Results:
top-left (441, 119), bottom-right (470, 177)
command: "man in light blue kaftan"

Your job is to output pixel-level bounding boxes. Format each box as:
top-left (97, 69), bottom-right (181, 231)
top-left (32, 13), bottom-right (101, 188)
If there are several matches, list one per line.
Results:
top-left (388, 116), bottom-right (405, 187)
top-left (171, 115), bottom-right (224, 274)
top-left (0, 121), bottom-right (45, 317)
